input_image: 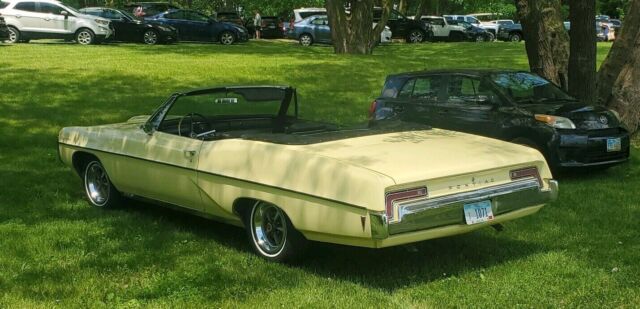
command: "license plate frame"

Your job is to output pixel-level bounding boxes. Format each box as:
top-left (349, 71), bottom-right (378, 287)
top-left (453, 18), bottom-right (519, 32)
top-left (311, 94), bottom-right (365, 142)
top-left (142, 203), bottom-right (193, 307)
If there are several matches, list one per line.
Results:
top-left (463, 200), bottom-right (494, 225)
top-left (607, 138), bottom-right (622, 152)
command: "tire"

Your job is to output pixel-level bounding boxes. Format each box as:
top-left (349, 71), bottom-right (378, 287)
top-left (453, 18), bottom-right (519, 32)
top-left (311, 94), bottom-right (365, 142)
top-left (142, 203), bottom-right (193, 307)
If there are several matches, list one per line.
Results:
top-left (219, 31), bottom-right (235, 45)
top-left (7, 26), bottom-right (20, 44)
top-left (143, 29), bottom-right (159, 45)
top-left (406, 29), bottom-right (425, 43)
top-left (83, 160), bottom-right (121, 208)
top-left (299, 33), bottom-right (313, 46)
top-left (484, 32), bottom-right (495, 42)
top-left (509, 33), bottom-right (522, 42)
top-left (245, 201), bottom-right (307, 262)
top-left (475, 35), bottom-right (485, 42)
top-left (76, 28), bottom-right (95, 45)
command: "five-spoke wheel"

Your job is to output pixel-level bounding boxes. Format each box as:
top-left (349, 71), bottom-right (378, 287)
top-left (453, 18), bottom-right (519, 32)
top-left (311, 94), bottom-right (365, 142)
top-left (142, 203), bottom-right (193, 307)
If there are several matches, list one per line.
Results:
top-left (407, 29), bottom-right (425, 43)
top-left (84, 160), bottom-right (120, 208)
top-left (247, 201), bottom-right (306, 262)
top-left (220, 31), bottom-right (235, 45)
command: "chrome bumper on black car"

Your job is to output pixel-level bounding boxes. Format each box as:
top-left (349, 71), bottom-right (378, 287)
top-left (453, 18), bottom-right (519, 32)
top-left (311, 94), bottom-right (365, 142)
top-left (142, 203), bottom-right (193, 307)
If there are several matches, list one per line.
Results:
top-left (370, 179), bottom-right (558, 238)
top-left (555, 128), bottom-right (630, 167)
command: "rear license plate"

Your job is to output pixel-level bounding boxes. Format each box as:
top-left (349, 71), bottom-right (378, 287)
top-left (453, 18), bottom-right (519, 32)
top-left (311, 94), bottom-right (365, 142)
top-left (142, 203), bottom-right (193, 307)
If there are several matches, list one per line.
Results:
top-left (607, 138), bottom-right (621, 152)
top-left (464, 200), bottom-right (494, 225)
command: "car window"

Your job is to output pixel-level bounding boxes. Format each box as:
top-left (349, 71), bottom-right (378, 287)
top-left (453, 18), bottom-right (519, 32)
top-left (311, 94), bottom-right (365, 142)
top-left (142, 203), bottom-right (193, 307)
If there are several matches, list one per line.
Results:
top-left (398, 76), bottom-right (442, 102)
top-left (14, 2), bottom-right (36, 12)
top-left (102, 9), bottom-right (123, 20)
top-left (37, 2), bottom-right (65, 14)
top-left (165, 11), bottom-right (186, 20)
top-left (446, 76), bottom-right (478, 104)
top-left (311, 17), bottom-right (327, 25)
top-left (0, 1), bottom-right (10, 8)
top-left (187, 11), bottom-right (209, 22)
top-left (456, 17), bottom-right (464, 21)
top-left (398, 79), bottom-right (416, 99)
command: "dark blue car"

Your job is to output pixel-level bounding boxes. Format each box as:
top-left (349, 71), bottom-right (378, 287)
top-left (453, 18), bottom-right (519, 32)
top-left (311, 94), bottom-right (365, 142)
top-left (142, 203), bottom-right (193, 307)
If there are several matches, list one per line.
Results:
top-left (147, 9), bottom-right (248, 44)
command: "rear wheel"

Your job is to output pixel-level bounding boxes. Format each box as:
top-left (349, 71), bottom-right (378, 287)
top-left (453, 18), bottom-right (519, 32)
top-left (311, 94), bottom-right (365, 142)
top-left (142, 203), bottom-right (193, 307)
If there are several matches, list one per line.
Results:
top-left (299, 33), bottom-right (313, 46)
top-left (143, 29), bottom-right (159, 45)
top-left (7, 26), bottom-right (20, 43)
top-left (219, 31), bottom-right (235, 45)
top-left (509, 33), bottom-right (522, 42)
top-left (83, 160), bottom-right (121, 208)
top-left (407, 29), bottom-right (425, 43)
top-left (76, 28), bottom-right (95, 45)
top-left (484, 32), bottom-right (495, 42)
top-left (245, 201), bottom-right (307, 262)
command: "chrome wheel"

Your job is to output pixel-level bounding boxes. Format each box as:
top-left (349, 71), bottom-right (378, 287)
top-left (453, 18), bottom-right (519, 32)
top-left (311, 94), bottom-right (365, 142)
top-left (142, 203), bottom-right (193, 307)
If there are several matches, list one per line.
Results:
top-left (510, 34), bottom-right (521, 42)
top-left (76, 30), bottom-right (94, 45)
top-left (7, 27), bottom-right (19, 43)
top-left (143, 30), bottom-right (158, 45)
top-left (250, 202), bottom-right (288, 257)
top-left (408, 30), bottom-right (424, 43)
top-left (220, 32), bottom-right (235, 45)
top-left (299, 34), bottom-right (312, 46)
top-left (84, 161), bottom-right (110, 207)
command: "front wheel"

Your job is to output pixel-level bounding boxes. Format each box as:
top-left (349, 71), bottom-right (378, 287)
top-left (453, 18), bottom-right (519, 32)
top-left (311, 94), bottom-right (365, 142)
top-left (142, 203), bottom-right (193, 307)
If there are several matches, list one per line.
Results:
top-left (509, 33), bottom-right (522, 42)
top-left (143, 29), bottom-right (159, 45)
top-left (299, 33), bottom-right (313, 46)
top-left (484, 32), bottom-right (495, 42)
top-left (219, 31), bottom-right (235, 45)
top-left (407, 29), bottom-right (425, 43)
top-left (76, 29), bottom-right (95, 45)
top-left (246, 201), bottom-right (307, 262)
top-left (7, 26), bottom-right (20, 43)
top-left (84, 160), bottom-right (121, 208)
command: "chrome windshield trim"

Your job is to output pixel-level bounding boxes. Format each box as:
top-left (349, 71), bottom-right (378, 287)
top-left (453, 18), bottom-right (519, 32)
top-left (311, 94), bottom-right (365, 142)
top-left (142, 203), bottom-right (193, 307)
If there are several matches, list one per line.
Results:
top-left (396, 178), bottom-right (541, 222)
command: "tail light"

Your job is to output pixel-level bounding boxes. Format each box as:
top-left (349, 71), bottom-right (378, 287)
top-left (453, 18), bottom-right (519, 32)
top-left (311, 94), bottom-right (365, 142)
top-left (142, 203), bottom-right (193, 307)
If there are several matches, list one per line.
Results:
top-left (510, 167), bottom-right (542, 186)
top-left (369, 100), bottom-right (378, 119)
top-left (385, 187), bottom-right (427, 222)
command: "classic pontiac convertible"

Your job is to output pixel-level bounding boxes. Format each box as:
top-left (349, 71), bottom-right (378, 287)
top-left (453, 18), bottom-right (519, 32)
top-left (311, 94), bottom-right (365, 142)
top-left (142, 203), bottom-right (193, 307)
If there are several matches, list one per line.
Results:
top-left (59, 86), bottom-right (558, 261)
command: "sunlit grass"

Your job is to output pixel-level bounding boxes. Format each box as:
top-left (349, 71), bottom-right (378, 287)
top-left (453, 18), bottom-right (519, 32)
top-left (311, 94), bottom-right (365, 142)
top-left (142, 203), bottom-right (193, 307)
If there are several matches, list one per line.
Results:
top-left (0, 40), bottom-right (637, 307)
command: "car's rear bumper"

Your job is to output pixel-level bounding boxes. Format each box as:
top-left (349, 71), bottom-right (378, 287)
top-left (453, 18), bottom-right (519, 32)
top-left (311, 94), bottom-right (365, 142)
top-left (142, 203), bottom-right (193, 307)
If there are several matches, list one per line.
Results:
top-left (553, 129), bottom-right (630, 167)
top-left (368, 179), bottom-right (558, 247)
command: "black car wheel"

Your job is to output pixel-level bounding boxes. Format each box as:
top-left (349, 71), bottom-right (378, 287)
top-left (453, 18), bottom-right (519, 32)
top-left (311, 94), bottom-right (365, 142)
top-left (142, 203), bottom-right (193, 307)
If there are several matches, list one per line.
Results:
top-left (76, 28), bottom-right (95, 45)
top-left (220, 31), bottom-right (235, 45)
top-left (83, 160), bottom-right (121, 208)
top-left (407, 29), bottom-right (425, 43)
top-left (143, 29), bottom-right (159, 45)
top-left (509, 33), bottom-right (522, 42)
top-left (484, 32), bottom-right (495, 42)
top-left (7, 26), bottom-right (20, 43)
top-left (299, 33), bottom-right (313, 46)
top-left (245, 201), bottom-right (307, 262)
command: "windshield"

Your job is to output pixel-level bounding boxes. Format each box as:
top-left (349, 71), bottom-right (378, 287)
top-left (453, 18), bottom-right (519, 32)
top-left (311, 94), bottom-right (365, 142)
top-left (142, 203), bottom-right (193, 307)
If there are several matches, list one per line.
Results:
top-left (118, 9), bottom-right (136, 21)
top-left (491, 72), bottom-right (576, 104)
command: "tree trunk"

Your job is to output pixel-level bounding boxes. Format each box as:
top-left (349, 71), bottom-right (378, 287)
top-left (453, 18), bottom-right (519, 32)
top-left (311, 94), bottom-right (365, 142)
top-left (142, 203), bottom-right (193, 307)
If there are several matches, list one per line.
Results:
top-left (415, 0), bottom-right (429, 20)
top-left (515, 0), bottom-right (569, 90)
top-left (398, 0), bottom-right (407, 14)
top-left (597, 0), bottom-right (640, 133)
top-left (325, 0), bottom-right (391, 54)
top-left (568, 0), bottom-right (597, 104)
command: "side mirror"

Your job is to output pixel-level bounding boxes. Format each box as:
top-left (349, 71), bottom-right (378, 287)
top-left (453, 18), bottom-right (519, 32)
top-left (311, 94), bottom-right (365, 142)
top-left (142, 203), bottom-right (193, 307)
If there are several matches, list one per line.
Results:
top-left (60, 10), bottom-right (68, 19)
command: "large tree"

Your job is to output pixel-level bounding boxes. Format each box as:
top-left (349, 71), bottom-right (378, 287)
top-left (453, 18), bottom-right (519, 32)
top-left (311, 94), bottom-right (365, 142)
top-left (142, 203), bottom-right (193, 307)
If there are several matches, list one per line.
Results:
top-left (597, 0), bottom-right (640, 133)
top-left (568, 0), bottom-right (597, 104)
top-left (325, 0), bottom-right (391, 54)
top-left (514, 0), bottom-right (570, 90)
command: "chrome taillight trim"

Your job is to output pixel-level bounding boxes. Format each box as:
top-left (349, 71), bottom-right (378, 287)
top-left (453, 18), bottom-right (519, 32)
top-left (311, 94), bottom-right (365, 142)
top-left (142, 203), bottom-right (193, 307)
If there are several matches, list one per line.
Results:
top-left (395, 178), bottom-right (541, 223)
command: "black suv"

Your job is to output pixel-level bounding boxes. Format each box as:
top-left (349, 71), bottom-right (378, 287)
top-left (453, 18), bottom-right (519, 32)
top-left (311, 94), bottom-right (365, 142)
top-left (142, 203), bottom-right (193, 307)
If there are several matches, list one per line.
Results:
top-left (373, 8), bottom-right (431, 43)
top-left (0, 16), bottom-right (9, 42)
top-left (371, 70), bottom-right (630, 170)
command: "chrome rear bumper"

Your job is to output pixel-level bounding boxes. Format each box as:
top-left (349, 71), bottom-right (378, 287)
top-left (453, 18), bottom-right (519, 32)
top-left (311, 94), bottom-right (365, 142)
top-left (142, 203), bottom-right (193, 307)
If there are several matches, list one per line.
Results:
top-left (371, 179), bottom-right (558, 238)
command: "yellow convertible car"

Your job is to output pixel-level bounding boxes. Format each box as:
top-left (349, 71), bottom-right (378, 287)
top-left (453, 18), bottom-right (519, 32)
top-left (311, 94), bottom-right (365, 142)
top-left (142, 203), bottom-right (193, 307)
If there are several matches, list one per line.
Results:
top-left (58, 86), bottom-right (558, 261)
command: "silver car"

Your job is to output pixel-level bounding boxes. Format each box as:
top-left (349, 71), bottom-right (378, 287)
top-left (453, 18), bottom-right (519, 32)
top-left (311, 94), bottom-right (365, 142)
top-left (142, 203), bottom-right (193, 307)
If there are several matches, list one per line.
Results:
top-left (0, 0), bottom-right (112, 44)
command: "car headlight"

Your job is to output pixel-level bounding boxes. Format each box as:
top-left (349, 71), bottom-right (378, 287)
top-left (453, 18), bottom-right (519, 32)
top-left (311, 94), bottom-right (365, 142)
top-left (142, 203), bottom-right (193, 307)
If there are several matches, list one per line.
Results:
top-left (95, 19), bottom-right (109, 26)
top-left (535, 114), bottom-right (576, 129)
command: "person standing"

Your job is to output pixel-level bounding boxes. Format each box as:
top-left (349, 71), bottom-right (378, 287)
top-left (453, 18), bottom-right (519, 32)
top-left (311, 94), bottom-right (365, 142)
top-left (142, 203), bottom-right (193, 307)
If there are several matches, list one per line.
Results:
top-left (254, 10), bottom-right (262, 39)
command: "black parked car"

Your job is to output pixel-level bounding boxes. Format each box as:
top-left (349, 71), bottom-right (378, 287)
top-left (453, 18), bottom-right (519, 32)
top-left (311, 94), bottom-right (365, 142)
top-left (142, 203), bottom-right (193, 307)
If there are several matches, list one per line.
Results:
top-left (497, 23), bottom-right (523, 42)
top-left (0, 16), bottom-right (9, 42)
top-left (449, 20), bottom-right (494, 42)
top-left (373, 8), bottom-right (431, 43)
top-left (146, 9), bottom-right (248, 44)
top-left (80, 7), bottom-right (177, 44)
top-left (371, 70), bottom-right (630, 170)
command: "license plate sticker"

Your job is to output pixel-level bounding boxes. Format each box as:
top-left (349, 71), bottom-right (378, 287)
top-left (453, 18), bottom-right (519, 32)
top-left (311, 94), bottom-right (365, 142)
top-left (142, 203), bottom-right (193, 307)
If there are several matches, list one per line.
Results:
top-left (607, 138), bottom-right (621, 152)
top-left (464, 200), bottom-right (494, 225)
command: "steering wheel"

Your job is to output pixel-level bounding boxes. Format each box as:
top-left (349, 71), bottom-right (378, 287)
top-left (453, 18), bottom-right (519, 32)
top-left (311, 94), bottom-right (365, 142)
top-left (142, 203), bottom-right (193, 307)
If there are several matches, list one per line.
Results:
top-left (177, 113), bottom-right (211, 137)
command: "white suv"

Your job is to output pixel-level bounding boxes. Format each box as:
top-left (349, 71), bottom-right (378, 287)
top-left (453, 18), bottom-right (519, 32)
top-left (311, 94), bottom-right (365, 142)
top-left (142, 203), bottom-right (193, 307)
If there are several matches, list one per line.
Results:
top-left (0, 0), bottom-right (112, 44)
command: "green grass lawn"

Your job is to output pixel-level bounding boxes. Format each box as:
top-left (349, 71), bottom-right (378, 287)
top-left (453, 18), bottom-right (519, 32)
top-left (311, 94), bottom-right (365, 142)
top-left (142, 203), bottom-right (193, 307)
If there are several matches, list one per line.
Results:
top-left (0, 40), bottom-right (638, 307)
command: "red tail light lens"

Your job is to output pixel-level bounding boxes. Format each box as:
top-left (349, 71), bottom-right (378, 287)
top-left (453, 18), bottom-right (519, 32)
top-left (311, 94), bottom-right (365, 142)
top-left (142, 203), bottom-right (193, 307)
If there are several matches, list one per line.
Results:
top-left (385, 187), bottom-right (427, 221)
top-left (369, 100), bottom-right (378, 119)
top-left (510, 167), bottom-right (542, 186)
